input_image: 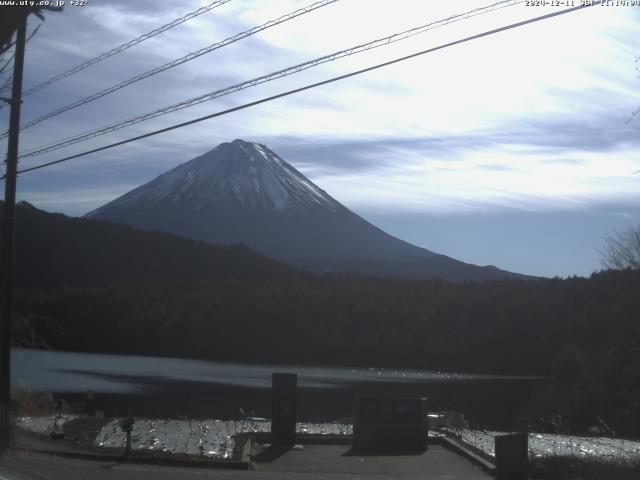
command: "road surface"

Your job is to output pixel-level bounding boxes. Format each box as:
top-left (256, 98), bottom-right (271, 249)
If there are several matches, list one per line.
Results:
top-left (0, 444), bottom-right (491, 479)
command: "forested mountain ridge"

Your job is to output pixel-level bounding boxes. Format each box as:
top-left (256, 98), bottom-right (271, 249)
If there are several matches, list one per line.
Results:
top-left (86, 139), bottom-right (529, 281)
top-left (5, 199), bottom-right (639, 376)
top-left (20, 268), bottom-right (640, 433)
top-left (4, 200), bottom-right (640, 434)
top-left (1, 201), bottom-right (303, 289)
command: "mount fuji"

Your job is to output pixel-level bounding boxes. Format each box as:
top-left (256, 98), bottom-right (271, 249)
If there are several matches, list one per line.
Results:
top-left (86, 139), bottom-right (526, 281)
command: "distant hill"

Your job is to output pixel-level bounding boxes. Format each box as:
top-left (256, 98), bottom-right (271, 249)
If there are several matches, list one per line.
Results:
top-left (1, 201), bottom-right (300, 289)
top-left (86, 139), bottom-right (530, 281)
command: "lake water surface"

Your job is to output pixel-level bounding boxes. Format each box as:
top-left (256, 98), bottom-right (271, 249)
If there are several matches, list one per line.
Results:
top-left (12, 348), bottom-right (545, 428)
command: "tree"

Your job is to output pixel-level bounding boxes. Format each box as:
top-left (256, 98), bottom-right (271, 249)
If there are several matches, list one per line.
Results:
top-left (601, 221), bottom-right (640, 270)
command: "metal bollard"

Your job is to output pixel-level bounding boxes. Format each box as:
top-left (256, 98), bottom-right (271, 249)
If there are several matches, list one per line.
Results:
top-left (118, 417), bottom-right (135, 456)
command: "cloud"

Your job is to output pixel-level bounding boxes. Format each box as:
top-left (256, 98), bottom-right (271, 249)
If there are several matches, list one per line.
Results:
top-left (2, 0), bottom-right (638, 277)
top-left (477, 163), bottom-right (516, 172)
top-left (363, 199), bottom-right (640, 277)
top-left (3, 0), bottom-right (640, 220)
top-left (17, 184), bottom-right (140, 216)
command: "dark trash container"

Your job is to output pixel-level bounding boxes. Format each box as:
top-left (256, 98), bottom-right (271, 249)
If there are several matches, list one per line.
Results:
top-left (495, 432), bottom-right (528, 480)
top-left (352, 396), bottom-right (428, 451)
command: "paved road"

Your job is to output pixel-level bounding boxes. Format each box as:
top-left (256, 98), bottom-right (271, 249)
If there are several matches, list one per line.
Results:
top-left (0, 445), bottom-right (491, 479)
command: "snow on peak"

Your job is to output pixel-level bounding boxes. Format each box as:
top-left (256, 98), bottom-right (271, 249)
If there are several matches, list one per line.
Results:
top-left (95, 140), bottom-right (342, 214)
top-left (224, 139), bottom-right (340, 212)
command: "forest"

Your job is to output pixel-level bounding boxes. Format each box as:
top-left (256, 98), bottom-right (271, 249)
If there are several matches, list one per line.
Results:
top-left (4, 201), bottom-right (640, 434)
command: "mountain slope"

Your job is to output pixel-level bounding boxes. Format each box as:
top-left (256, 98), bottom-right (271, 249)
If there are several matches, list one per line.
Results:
top-left (86, 139), bottom-right (528, 281)
top-left (86, 139), bottom-right (435, 263)
top-left (2, 201), bottom-right (299, 289)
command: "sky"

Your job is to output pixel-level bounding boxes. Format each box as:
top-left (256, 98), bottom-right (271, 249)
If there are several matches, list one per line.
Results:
top-left (1, 0), bottom-right (639, 277)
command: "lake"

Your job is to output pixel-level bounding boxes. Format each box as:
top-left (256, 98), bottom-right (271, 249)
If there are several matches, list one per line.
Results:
top-left (12, 348), bottom-right (546, 429)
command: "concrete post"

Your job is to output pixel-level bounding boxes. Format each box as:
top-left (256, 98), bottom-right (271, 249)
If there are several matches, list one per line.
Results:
top-left (271, 373), bottom-right (297, 447)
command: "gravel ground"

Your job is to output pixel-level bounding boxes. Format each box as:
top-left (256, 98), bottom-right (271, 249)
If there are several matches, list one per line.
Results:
top-left (454, 429), bottom-right (640, 460)
top-left (16, 416), bottom-right (352, 460)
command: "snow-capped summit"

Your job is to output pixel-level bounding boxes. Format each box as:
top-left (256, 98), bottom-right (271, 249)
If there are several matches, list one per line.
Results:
top-left (91, 139), bottom-right (341, 215)
top-left (86, 140), bottom-right (526, 281)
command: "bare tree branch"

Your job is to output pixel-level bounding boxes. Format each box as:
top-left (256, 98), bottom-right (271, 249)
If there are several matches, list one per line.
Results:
top-left (600, 220), bottom-right (640, 270)
top-left (13, 310), bottom-right (63, 349)
top-left (629, 56), bottom-right (640, 124)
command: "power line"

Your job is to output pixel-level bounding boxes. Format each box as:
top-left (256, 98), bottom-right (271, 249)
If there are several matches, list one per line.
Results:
top-left (20, 0), bottom-right (524, 160)
top-left (12, 2), bottom-right (599, 178)
top-left (0, 24), bottom-right (39, 95)
top-left (0, 54), bottom-right (14, 93)
top-left (0, 40), bottom-right (15, 58)
top-left (2, 0), bottom-right (338, 138)
top-left (0, 70), bottom-right (12, 91)
top-left (0, 53), bottom-right (15, 78)
top-left (21, 0), bottom-right (232, 97)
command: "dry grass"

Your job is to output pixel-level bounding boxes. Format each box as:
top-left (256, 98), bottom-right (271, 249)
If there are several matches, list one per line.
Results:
top-left (62, 417), bottom-right (112, 449)
top-left (10, 390), bottom-right (62, 417)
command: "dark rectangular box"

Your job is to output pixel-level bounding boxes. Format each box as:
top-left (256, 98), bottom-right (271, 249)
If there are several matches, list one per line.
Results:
top-left (271, 373), bottom-right (297, 446)
top-left (353, 396), bottom-right (427, 451)
top-left (495, 432), bottom-right (528, 480)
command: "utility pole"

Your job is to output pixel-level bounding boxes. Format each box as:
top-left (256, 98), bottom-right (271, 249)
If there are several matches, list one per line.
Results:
top-left (0, 17), bottom-right (27, 452)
